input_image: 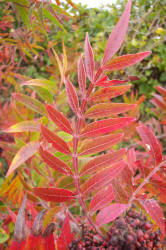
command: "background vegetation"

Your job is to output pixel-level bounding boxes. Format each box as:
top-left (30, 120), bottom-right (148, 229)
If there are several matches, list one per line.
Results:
top-left (0, 0), bottom-right (166, 247)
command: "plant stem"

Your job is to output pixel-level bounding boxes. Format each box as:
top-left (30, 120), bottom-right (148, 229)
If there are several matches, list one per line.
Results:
top-left (129, 159), bottom-right (166, 205)
top-left (72, 83), bottom-right (105, 239)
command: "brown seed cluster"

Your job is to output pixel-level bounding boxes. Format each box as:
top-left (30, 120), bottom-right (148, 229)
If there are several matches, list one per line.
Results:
top-left (68, 207), bottom-right (163, 249)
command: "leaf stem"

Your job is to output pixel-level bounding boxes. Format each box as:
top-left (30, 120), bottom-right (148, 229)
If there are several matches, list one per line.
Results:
top-left (72, 84), bottom-right (105, 239)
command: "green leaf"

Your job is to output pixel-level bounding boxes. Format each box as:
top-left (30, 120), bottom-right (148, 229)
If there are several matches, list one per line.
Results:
top-left (31, 86), bottom-right (54, 103)
top-left (43, 8), bottom-right (67, 33)
top-left (3, 121), bottom-right (40, 133)
top-left (21, 79), bottom-right (58, 94)
top-left (14, 0), bottom-right (30, 28)
top-left (0, 228), bottom-right (9, 244)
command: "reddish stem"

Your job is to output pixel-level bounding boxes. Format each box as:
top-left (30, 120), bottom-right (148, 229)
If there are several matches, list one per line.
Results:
top-left (129, 159), bottom-right (166, 204)
top-left (72, 83), bottom-right (105, 239)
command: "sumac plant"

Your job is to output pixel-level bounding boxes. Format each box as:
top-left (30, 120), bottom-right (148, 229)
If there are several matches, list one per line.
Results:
top-left (6, 0), bottom-right (166, 249)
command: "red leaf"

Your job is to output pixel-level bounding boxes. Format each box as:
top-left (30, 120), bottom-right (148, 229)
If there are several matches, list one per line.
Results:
top-left (42, 224), bottom-right (56, 250)
top-left (85, 103), bottom-right (136, 118)
top-left (41, 125), bottom-right (71, 155)
top-left (57, 214), bottom-right (74, 250)
top-left (89, 185), bottom-right (114, 212)
top-left (127, 148), bottom-right (137, 174)
top-left (9, 240), bottom-right (26, 250)
top-left (139, 199), bottom-right (165, 236)
top-left (80, 148), bottom-right (126, 176)
top-left (39, 147), bottom-right (73, 176)
top-left (89, 85), bottom-right (131, 103)
top-left (65, 77), bottom-right (79, 115)
top-left (46, 104), bottom-right (73, 134)
top-left (85, 33), bottom-right (95, 82)
top-left (103, 52), bottom-right (151, 71)
top-left (136, 125), bottom-right (162, 166)
top-left (27, 235), bottom-right (43, 250)
top-left (79, 133), bottom-right (123, 156)
top-left (7, 208), bottom-right (17, 224)
top-left (80, 117), bottom-right (135, 137)
top-left (33, 188), bottom-right (75, 202)
top-left (155, 85), bottom-right (166, 97)
top-left (77, 56), bottom-right (86, 95)
top-left (151, 93), bottom-right (166, 110)
top-left (81, 160), bottom-right (126, 195)
top-left (95, 79), bottom-right (129, 87)
top-left (103, 0), bottom-right (132, 65)
top-left (128, 75), bottom-right (140, 81)
top-left (96, 203), bottom-right (129, 226)
top-left (94, 75), bottom-right (108, 85)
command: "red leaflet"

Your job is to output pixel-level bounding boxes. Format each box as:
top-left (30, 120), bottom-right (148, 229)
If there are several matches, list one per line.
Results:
top-left (9, 240), bottom-right (26, 250)
top-left (79, 133), bottom-right (123, 156)
top-left (94, 75), bottom-right (108, 85)
top-left (151, 93), bottom-right (166, 110)
top-left (27, 235), bottom-right (43, 249)
top-left (41, 125), bottom-right (71, 155)
top-left (80, 148), bottom-right (126, 176)
top-left (80, 117), bottom-right (135, 137)
top-left (136, 125), bottom-right (162, 166)
top-left (39, 147), bottom-right (73, 176)
top-left (84, 33), bottom-right (95, 82)
top-left (46, 104), bottom-right (73, 134)
top-left (112, 167), bottom-right (133, 203)
top-left (81, 160), bottom-right (126, 195)
top-left (102, 0), bottom-right (132, 65)
top-left (96, 203), bottom-right (129, 226)
top-left (155, 85), bottom-right (166, 97)
top-left (89, 185), bottom-right (114, 212)
top-left (85, 103), bottom-right (136, 118)
top-left (65, 77), bottom-right (79, 115)
top-left (139, 199), bottom-right (165, 236)
top-left (33, 187), bottom-right (75, 202)
top-left (128, 75), bottom-right (140, 81)
top-left (89, 85), bottom-right (131, 103)
top-left (57, 214), bottom-right (74, 250)
top-left (77, 56), bottom-right (86, 95)
top-left (127, 148), bottom-right (137, 174)
top-left (95, 79), bottom-right (129, 87)
top-left (103, 52), bottom-right (151, 71)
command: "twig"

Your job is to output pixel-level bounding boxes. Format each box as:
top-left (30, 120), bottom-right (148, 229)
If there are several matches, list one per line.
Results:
top-left (129, 159), bottom-right (166, 204)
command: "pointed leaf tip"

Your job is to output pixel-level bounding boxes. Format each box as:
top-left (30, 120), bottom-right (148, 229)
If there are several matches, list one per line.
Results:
top-left (6, 141), bottom-right (40, 177)
top-left (85, 32), bottom-right (95, 82)
top-left (103, 0), bottom-right (132, 65)
top-left (103, 52), bottom-right (151, 72)
top-left (14, 194), bottom-right (27, 242)
top-left (65, 77), bottom-right (79, 115)
top-left (32, 210), bottom-right (46, 236)
top-left (78, 56), bottom-right (86, 95)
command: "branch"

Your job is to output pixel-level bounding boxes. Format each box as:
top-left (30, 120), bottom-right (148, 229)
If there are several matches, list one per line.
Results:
top-left (129, 159), bottom-right (166, 204)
